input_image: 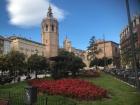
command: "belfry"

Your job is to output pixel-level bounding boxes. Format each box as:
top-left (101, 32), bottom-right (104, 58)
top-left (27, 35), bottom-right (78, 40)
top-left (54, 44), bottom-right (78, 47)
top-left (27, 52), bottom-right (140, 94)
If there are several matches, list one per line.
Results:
top-left (41, 5), bottom-right (59, 57)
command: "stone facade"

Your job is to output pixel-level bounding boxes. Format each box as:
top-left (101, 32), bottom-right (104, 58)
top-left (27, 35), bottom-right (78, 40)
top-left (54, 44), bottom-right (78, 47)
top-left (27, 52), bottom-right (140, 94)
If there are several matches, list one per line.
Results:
top-left (0, 35), bottom-right (11, 55)
top-left (9, 36), bottom-right (46, 57)
top-left (41, 6), bottom-right (59, 57)
top-left (120, 15), bottom-right (140, 68)
top-left (63, 37), bottom-right (90, 67)
top-left (81, 51), bottom-right (90, 68)
top-left (0, 36), bottom-right (4, 55)
top-left (95, 41), bottom-right (120, 68)
top-left (63, 36), bottom-right (120, 68)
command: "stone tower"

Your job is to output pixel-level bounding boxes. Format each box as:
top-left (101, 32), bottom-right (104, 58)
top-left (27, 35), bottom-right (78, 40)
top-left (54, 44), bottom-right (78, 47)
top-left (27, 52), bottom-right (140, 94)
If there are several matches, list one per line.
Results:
top-left (63, 36), bottom-right (72, 52)
top-left (41, 6), bottom-right (59, 57)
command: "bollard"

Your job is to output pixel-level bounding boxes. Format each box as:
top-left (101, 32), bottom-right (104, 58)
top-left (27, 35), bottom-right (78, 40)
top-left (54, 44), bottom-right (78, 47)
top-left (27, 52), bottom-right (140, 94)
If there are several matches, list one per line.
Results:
top-left (45, 96), bottom-right (48, 105)
top-left (24, 86), bottom-right (37, 105)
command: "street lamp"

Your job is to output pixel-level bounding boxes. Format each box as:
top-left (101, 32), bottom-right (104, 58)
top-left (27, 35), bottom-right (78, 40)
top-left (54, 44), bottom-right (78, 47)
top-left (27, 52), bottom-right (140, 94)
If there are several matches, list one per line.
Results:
top-left (103, 34), bottom-right (106, 70)
top-left (125, 0), bottom-right (139, 88)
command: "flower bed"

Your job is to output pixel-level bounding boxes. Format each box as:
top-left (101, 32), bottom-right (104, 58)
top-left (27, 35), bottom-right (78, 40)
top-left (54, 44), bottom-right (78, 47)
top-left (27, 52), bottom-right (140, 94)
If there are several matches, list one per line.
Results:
top-left (28, 79), bottom-right (107, 100)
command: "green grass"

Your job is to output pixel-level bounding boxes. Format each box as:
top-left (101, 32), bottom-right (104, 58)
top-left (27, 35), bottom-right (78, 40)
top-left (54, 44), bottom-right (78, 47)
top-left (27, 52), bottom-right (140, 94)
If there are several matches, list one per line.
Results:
top-left (0, 73), bottom-right (140, 105)
top-left (78, 73), bottom-right (140, 105)
top-left (0, 80), bottom-right (75, 105)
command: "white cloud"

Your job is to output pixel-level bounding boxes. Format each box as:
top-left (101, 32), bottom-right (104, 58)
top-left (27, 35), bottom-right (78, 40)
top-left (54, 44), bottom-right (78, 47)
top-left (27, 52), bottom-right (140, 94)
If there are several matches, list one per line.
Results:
top-left (7, 0), bottom-right (65, 27)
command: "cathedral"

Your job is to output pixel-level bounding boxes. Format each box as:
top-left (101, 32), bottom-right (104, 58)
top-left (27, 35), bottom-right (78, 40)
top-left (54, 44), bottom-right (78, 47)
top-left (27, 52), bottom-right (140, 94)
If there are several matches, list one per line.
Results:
top-left (0, 6), bottom-right (89, 67)
top-left (0, 6), bottom-right (59, 58)
top-left (0, 6), bottom-right (120, 68)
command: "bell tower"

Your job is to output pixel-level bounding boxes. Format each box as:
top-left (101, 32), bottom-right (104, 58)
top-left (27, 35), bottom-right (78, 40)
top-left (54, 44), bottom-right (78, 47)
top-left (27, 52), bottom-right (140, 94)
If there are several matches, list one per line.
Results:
top-left (41, 5), bottom-right (59, 57)
top-left (63, 36), bottom-right (72, 52)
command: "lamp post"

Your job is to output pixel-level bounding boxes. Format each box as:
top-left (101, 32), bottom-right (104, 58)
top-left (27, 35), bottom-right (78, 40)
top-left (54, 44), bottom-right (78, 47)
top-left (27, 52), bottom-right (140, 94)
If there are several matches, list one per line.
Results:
top-left (125, 0), bottom-right (139, 88)
top-left (103, 34), bottom-right (106, 70)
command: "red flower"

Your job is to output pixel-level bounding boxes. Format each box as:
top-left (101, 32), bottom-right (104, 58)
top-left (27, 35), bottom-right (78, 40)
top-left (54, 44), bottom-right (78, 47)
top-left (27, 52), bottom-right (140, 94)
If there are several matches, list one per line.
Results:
top-left (28, 78), bottom-right (108, 100)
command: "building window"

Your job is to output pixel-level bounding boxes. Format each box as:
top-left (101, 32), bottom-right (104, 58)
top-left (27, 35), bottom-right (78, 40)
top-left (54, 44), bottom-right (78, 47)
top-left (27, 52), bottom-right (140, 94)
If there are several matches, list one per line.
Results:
top-left (134, 32), bottom-right (138, 42)
top-left (20, 47), bottom-right (23, 50)
top-left (115, 47), bottom-right (117, 53)
top-left (46, 25), bottom-right (48, 31)
top-left (46, 40), bottom-right (48, 45)
top-left (35, 49), bottom-right (38, 54)
top-left (52, 25), bottom-right (54, 31)
top-left (127, 27), bottom-right (129, 33)
top-left (133, 19), bottom-right (136, 27)
top-left (136, 18), bottom-right (140, 25)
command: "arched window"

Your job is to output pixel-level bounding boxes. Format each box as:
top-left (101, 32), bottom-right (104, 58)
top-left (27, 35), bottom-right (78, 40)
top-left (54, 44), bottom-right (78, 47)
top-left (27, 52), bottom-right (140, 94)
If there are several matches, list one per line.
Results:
top-left (52, 25), bottom-right (54, 31)
top-left (46, 25), bottom-right (48, 31)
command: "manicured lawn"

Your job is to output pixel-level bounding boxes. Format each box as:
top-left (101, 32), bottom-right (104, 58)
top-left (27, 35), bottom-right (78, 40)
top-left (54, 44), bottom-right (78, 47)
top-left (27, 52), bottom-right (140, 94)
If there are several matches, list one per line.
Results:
top-left (0, 80), bottom-right (75, 105)
top-left (0, 73), bottom-right (140, 105)
top-left (78, 73), bottom-right (140, 105)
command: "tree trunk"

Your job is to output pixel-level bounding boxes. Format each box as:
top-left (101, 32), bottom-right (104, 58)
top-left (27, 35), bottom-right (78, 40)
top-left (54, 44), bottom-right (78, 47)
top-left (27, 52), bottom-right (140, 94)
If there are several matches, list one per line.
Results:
top-left (35, 71), bottom-right (37, 79)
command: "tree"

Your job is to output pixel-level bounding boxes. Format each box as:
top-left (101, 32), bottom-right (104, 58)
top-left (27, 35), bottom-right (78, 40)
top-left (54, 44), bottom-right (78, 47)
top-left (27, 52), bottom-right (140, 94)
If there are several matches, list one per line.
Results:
top-left (59, 50), bottom-right (86, 77)
top-left (90, 57), bottom-right (99, 67)
top-left (121, 50), bottom-right (131, 68)
top-left (7, 51), bottom-right (26, 77)
top-left (50, 56), bottom-right (68, 79)
top-left (28, 54), bottom-right (49, 78)
top-left (38, 56), bottom-right (49, 76)
top-left (87, 36), bottom-right (101, 65)
top-left (107, 58), bottom-right (113, 65)
top-left (0, 54), bottom-right (9, 75)
top-left (50, 50), bottom-right (86, 79)
top-left (70, 56), bottom-right (86, 77)
top-left (90, 57), bottom-right (113, 67)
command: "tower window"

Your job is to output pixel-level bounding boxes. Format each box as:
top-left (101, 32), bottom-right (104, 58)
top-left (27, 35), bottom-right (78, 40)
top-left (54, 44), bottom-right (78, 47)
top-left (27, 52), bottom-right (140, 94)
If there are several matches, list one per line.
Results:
top-left (115, 47), bottom-right (117, 53)
top-left (46, 25), bottom-right (48, 31)
top-left (52, 25), bottom-right (54, 31)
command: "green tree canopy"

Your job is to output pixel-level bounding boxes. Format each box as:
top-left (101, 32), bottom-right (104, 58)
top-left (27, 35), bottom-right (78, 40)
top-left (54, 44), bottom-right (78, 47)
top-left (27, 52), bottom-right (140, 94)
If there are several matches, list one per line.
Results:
top-left (0, 54), bottom-right (9, 75)
top-left (28, 54), bottom-right (49, 78)
top-left (90, 57), bottom-right (112, 67)
top-left (6, 51), bottom-right (26, 76)
top-left (50, 50), bottom-right (86, 79)
top-left (87, 36), bottom-right (101, 61)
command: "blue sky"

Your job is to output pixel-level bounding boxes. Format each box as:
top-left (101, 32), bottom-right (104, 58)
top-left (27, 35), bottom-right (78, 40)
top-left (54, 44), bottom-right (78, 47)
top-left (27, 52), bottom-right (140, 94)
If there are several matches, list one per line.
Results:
top-left (0, 0), bottom-right (140, 50)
